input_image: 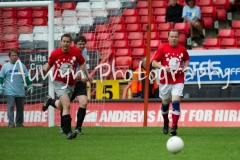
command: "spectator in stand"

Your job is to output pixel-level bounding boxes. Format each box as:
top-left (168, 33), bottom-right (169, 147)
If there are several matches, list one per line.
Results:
top-left (182, 0), bottom-right (205, 47)
top-left (165, 0), bottom-right (183, 26)
top-left (131, 58), bottom-right (159, 99)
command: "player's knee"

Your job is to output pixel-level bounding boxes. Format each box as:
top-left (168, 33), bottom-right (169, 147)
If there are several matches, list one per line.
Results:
top-left (161, 103), bottom-right (169, 112)
top-left (80, 102), bottom-right (87, 108)
top-left (172, 100), bottom-right (180, 111)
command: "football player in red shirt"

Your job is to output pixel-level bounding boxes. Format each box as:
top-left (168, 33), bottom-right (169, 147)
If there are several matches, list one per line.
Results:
top-left (152, 29), bottom-right (190, 136)
top-left (42, 33), bottom-right (85, 140)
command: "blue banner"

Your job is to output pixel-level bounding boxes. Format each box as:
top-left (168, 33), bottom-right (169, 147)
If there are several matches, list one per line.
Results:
top-left (185, 50), bottom-right (240, 85)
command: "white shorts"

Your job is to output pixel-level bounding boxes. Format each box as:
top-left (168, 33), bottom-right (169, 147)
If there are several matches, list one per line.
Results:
top-left (53, 81), bottom-right (74, 98)
top-left (159, 83), bottom-right (184, 100)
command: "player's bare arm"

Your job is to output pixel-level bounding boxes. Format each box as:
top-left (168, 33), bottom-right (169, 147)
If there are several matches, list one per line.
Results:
top-left (152, 60), bottom-right (170, 72)
top-left (183, 60), bottom-right (189, 72)
top-left (42, 63), bottom-right (51, 75)
top-left (76, 63), bottom-right (85, 80)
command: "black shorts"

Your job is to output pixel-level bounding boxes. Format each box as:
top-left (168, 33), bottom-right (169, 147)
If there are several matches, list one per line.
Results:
top-left (70, 81), bottom-right (87, 101)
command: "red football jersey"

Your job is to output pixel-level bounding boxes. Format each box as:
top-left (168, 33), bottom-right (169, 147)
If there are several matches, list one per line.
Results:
top-left (48, 46), bottom-right (85, 86)
top-left (153, 43), bottom-right (190, 84)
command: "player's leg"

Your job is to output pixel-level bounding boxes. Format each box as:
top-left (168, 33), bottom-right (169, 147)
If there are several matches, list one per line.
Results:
top-left (5, 95), bottom-right (15, 127)
top-left (159, 84), bottom-right (172, 134)
top-left (59, 93), bottom-right (73, 139)
top-left (60, 110), bottom-right (64, 134)
top-left (170, 83), bottom-right (184, 136)
top-left (15, 97), bottom-right (25, 127)
top-left (72, 81), bottom-right (87, 138)
top-left (74, 95), bottom-right (87, 133)
top-left (42, 95), bottom-right (58, 112)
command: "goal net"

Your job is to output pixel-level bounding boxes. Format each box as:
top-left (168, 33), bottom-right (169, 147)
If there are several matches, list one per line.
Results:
top-left (0, 1), bottom-right (132, 127)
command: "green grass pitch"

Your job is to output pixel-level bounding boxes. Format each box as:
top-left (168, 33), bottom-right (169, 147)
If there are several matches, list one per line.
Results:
top-left (0, 127), bottom-right (239, 160)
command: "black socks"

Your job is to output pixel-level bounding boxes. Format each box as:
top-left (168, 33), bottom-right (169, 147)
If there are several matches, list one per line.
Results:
top-left (62, 114), bottom-right (72, 134)
top-left (76, 108), bottom-right (86, 129)
top-left (60, 111), bottom-right (64, 128)
top-left (200, 35), bottom-right (205, 39)
top-left (49, 99), bottom-right (56, 108)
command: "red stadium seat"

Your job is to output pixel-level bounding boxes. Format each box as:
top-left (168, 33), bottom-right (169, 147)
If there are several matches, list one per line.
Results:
top-left (139, 16), bottom-right (155, 24)
top-left (143, 32), bottom-right (159, 40)
top-left (0, 42), bottom-right (4, 52)
top-left (129, 40), bottom-right (145, 48)
top-left (132, 58), bottom-right (142, 70)
top-left (109, 16), bottom-right (124, 24)
top-left (2, 26), bottom-right (17, 34)
top-left (234, 30), bottom-right (240, 39)
top-left (1, 8), bottom-right (15, 11)
top-left (122, 9), bottom-right (138, 17)
top-left (201, 6), bottom-right (216, 19)
top-left (159, 31), bottom-right (169, 43)
top-left (237, 39), bottom-right (240, 48)
top-left (17, 26), bottom-right (33, 34)
top-left (202, 17), bottom-right (213, 28)
top-left (124, 16), bottom-right (139, 24)
top-left (137, 9), bottom-right (149, 16)
top-left (174, 22), bottom-right (189, 35)
top-left (5, 42), bottom-right (19, 52)
top-left (3, 34), bottom-right (18, 42)
top-left (153, 8), bottom-right (166, 16)
top-left (196, 0), bottom-right (213, 7)
top-left (218, 29), bottom-right (234, 39)
top-left (85, 41), bottom-right (96, 50)
top-left (178, 33), bottom-right (186, 45)
top-left (203, 38), bottom-right (220, 49)
top-left (98, 41), bottom-right (113, 49)
top-left (32, 10), bottom-right (47, 18)
top-left (2, 10), bottom-right (16, 19)
top-left (214, 0), bottom-right (229, 20)
top-left (113, 32), bottom-right (127, 40)
top-left (131, 48), bottom-right (146, 57)
top-left (61, 2), bottom-right (76, 10)
top-left (32, 7), bottom-right (47, 11)
top-left (157, 23), bottom-right (173, 32)
top-left (16, 7), bottom-right (31, 11)
top-left (32, 18), bottom-right (48, 26)
top-left (136, 1), bottom-right (148, 8)
top-left (95, 25), bottom-right (110, 32)
top-left (2, 19), bottom-right (17, 26)
top-left (155, 16), bottom-right (166, 23)
top-left (220, 38), bottom-right (237, 49)
top-left (54, 10), bottom-right (62, 18)
top-left (231, 20), bottom-right (240, 30)
top-left (96, 33), bottom-right (111, 41)
top-left (114, 24), bottom-right (125, 32)
top-left (141, 24), bottom-right (157, 32)
top-left (82, 33), bottom-right (95, 41)
top-left (54, 2), bottom-right (61, 9)
top-left (114, 56), bottom-right (132, 79)
top-left (216, 8), bottom-right (227, 20)
top-left (150, 40), bottom-right (161, 49)
top-left (213, 0), bottom-right (230, 10)
top-left (113, 40), bottom-right (129, 48)
top-left (115, 49), bottom-right (131, 57)
top-left (201, 6), bottom-right (216, 28)
top-left (99, 49), bottom-right (114, 57)
top-left (152, 1), bottom-right (166, 8)
top-left (125, 24), bottom-right (141, 32)
top-left (127, 32), bottom-right (143, 40)
top-left (17, 10), bottom-right (31, 19)
top-left (17, 19), bottom-right (32, 26)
